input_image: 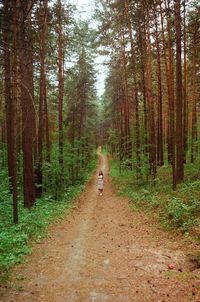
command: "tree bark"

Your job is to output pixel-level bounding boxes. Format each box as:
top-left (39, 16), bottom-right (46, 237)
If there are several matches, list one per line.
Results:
top-left (138, 16), bottom-right (148, 167)
top-left (121, 30), bottom-right (131, 163)
top-left (124, 0), bottom-right (141, 176)
top-left (174, 0), bottom-right (184, 182)
top-left (4, 0), bottom-right (18, 223)
top-left (3, 0), bottom-right (14, 190)
top-left (57, 0), bottom-right (64, 170)
top-left (191, 51), bottom-right (197, 163)
top-left (44, 93), bottom-right (50, 163)
top-left (161, 0), bottom-right (176, 188)
top-left (153, 3), bottom-right (164, 166)
top-left (18, 0), bottom-right (36, 209)
top-left (146, 8), bottom-right (156, 178)
top-left (37, 0), bottom-right (48, 196)
top-left (183, 0), bottom-right (188, 163)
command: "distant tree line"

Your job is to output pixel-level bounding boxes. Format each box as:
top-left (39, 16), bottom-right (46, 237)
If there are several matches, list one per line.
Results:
top-left (98, 0), bottom-right (200, 188)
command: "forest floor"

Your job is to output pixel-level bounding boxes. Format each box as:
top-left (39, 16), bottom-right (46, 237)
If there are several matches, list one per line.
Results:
top-left (0, 153), bottom-right (200, 302)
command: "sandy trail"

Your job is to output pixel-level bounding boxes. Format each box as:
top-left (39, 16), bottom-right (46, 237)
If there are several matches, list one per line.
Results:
top-left (0, 153), bottom-right (199, 302)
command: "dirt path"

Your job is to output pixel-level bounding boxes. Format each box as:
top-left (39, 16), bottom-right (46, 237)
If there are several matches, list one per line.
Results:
top-left (1, 153), bottom-right (200, 302)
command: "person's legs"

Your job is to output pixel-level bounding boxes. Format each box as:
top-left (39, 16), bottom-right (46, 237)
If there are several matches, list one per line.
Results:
top-left (99, 189), bottom-right (103, 196)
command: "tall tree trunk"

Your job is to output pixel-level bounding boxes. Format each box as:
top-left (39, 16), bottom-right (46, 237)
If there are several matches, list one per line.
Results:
top-left (44, 95), bottom-right (50, 163)
top-left (121, 30), bottom-right (131, 163)
top-left (3, 0), bottom-right (14, 189)
top-left (138, 17), bottom-right (148, 171)
top-left (29, 32), bottom-right (37, 174)
top-left (125, 0), bottom-right (141, 176)
top-left (162, 0), bottom-right (176, 188)
top-left (119, 101), bottom-right (124, 171)
top-left (191, 51), bottom-right (197, 163)
top-left (154, 3), bottom-right (164, 166)
top-left (174, 0), bottom-right (184, 182)
top-left (18, 0), bottom-right (36, 209)
top-left (12, 0), bottom-right (19, 223)
top-left (58, 0), bottom-right (64, 170)
top-left (43, 2), bottom-right (50, 163)
top-left (183, 0), bottom-right (188, 163)
top-left (190, 12), bottom-right (199, 163)
top-left (146, 8), bottom-right (156, 178)
top-left (37, 0), bottom-right (48, 196)
top-left (70, 109), bottom-right (75, 185)
top-left (4, 0), bottom-right (18, 223)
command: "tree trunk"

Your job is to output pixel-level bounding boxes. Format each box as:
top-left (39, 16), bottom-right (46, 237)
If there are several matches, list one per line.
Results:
top-left (121, 29), bottom-right (131, 163)
top-left (58, 0), bottom-right (64, 170)
top-left (174, 0), bottom-right (184, 182)
top-left (146, 8), bottom-right (156, 178)
top-left (18, 0), bottom-right (36, 209)
top-left (125, 0), bottom-right (141, 176)
top-left (191, 51), bottom-right (197, 163)
top-left (138, 18), bottom-right (148, 166)
top-left (37, 0), bottom-right (48, 196)
top-left (44, 95), bottom-right (50, 163)
top-left (12, 0), bottom-right (19, 223)
top-left (4, 0), bottom-right (18, 223)
top-left (183, 0), bottom-right (188, 163)
top-left (162, 0), bottom-right (176, 188)
top-left (3, 0), bottom-right (14, 190)
top-left (153, 3), bottom-right (164, 166)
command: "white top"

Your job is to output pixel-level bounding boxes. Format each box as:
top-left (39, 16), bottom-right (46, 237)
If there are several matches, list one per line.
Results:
top-left (97, 175), bottom-right (104, 189)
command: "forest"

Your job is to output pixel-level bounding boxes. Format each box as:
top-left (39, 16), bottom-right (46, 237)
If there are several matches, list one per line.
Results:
top-left (0, 0), bottom-right (200, 290)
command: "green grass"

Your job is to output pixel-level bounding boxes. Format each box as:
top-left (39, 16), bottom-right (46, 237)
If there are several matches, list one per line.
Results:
top-left (110, 159), bottom-right (200, 241)
top-left (0, 186), bottom-right (84, 283)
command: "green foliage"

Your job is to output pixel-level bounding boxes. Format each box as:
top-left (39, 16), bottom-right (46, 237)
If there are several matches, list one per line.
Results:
top-left (166, 198), bottom-right (193, 230)
top-left (0, 168), bottom-right (11, 204)
top-left (42, 143), bottom-right (97, 199)
top-left (0, 190), bottom-right (75, 277)
top-left (110, 159), bottom-right (200, 240)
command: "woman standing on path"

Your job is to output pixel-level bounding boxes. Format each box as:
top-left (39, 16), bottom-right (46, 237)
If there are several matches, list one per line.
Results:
top-left (97, 170), bottom-right (104, 196)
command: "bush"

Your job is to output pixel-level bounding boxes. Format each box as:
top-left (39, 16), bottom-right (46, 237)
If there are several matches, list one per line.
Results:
top-left (166, 198), bottom-right (192, 230)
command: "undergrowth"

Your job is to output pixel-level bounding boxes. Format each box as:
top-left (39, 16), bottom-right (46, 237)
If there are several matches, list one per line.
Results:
top-left (110, 159), bottom-right (200, 242)
top-left (0, 156), bottom-right (97, 283)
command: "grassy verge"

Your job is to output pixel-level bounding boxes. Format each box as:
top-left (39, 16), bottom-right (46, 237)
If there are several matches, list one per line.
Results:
top-left (0, 157), bottom-right (97, 283)
top-left (110, 159), bottom-right (200, 242)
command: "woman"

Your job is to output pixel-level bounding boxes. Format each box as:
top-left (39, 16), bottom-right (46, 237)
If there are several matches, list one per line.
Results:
top-left (97, 170), bottom-right (104, 196)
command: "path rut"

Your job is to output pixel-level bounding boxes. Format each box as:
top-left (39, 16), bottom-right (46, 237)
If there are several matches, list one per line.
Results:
top-left (0, 153), bottom-right (199, 302)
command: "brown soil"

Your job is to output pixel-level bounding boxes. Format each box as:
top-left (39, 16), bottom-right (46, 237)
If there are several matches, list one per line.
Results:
top-left (0, 153), bottom-right (200, 302)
